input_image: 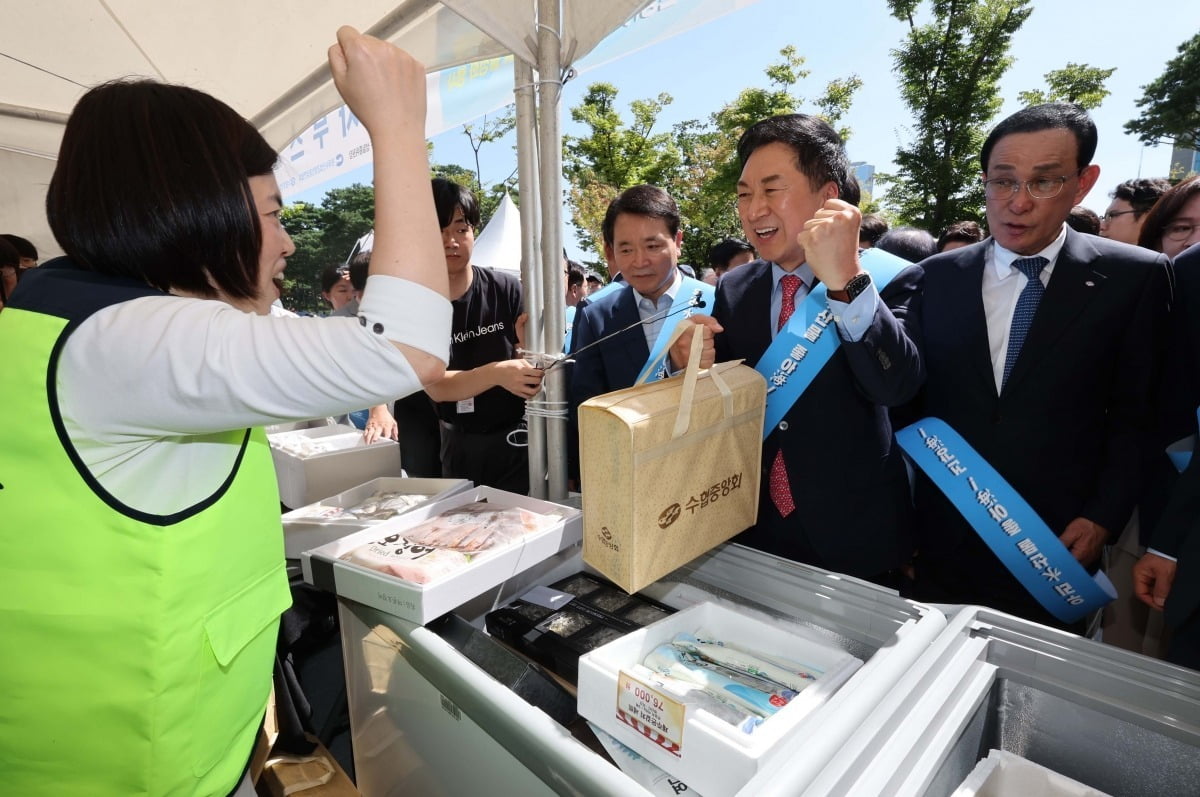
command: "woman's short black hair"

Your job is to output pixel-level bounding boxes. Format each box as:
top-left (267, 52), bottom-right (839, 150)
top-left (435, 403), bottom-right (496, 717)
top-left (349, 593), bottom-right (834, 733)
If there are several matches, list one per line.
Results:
top-left (320, 263), bottom-right (348, 294)
top-left (431, 178), bottom-right (480, 229)
top-left (46, 79), bottom-right (279, 301)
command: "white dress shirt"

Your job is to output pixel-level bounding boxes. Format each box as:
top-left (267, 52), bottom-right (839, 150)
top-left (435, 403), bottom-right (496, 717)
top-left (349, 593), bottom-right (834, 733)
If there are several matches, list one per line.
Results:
top-left (982, 226), bottom-right (1067, 392)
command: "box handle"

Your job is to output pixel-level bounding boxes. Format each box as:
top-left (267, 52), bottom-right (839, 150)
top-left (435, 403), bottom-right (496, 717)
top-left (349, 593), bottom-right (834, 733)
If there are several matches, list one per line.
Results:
top-left (637, 319), bottom-right (733, 440)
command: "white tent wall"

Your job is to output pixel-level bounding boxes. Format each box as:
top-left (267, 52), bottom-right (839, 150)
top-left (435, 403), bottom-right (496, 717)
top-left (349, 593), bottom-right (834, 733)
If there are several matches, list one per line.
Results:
top-left (0, 0), bottom-right (653, 498)
top-left (0, 0), bottom-right (647, 255)
top-left (470, 193), bottom-right (522, 272)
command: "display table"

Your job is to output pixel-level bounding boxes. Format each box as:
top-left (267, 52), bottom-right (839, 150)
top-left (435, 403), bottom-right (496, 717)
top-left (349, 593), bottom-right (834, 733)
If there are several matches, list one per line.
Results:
top-left (332, 543), bottom-right (946, 796)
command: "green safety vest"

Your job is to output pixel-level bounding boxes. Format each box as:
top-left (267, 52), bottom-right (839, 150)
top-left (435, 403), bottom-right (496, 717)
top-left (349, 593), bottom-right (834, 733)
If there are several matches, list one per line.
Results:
top-left (0, 264), bottom-right (292, 795)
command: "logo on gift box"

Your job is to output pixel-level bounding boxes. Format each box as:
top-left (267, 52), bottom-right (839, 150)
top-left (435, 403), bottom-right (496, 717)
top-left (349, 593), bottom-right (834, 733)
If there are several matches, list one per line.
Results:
top-left (658, 503), bottom-right (682, 529)
top-left (598, 526), bottom-right (620, 551)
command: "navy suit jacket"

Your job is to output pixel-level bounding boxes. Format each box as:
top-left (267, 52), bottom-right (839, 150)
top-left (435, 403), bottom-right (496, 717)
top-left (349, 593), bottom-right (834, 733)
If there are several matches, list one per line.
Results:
top-left (712, 258), bottom-right (925, 578)
top-left (911, 230), bottom-right (1171, 623)
top-left (1151, 243), bottom-right (1200, 631)
top-left (567, 284), bottom-right (651, 479)
top-left (569, 284), bottom-right (650, 404)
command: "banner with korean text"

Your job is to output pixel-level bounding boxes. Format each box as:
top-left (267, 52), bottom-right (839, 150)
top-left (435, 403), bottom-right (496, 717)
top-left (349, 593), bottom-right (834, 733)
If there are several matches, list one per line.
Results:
top-left (896, 417), bottom-right (1116, 624)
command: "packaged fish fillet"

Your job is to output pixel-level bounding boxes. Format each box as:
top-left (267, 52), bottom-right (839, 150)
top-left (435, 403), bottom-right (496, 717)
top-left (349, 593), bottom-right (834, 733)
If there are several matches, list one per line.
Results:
top-left (671, 632), bottom-right (820, 693)
top-left (401, 501), bottom-right (560, 552)
top-left (643, 645), bottom-right (797, 717)
top-left (339, 534), bottom-right (473, 584)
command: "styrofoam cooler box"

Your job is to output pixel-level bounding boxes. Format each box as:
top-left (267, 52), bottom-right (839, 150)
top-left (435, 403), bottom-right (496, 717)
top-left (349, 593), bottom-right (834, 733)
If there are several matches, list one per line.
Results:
top-left (280, 476), bottom-right (472, 558)
top-left (301, 486), bottom-right (583, 625)
top-left (800, 606), bottom-right (1200, 796)
top-left (334, 543), bottom-right (947, 796)
top-left (268, 424), bottom-right (401, 508)
top-left (577, 600), bottom-right (862, 797)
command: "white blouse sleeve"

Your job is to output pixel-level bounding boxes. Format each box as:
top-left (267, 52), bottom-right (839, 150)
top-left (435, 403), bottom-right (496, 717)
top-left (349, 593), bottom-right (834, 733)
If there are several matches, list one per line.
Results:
top-left (60, 275), bottom-right (451, 441)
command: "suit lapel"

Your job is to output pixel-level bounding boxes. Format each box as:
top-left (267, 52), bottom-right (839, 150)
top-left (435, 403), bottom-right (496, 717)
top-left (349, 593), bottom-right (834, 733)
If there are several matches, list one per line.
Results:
top-left (614, 287), bottom-right (650, 365)
top-left (1003, 230), bottom-right (1099, 392)
top-left (948, 246), bottom-right (998, 396)
top-left (746, 262), bottom-right (777, 362)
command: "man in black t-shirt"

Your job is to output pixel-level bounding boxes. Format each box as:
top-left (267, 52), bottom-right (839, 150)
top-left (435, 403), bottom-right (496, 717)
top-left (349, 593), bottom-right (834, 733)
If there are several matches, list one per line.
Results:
top-left (424, 179), bottom-right (542, 493)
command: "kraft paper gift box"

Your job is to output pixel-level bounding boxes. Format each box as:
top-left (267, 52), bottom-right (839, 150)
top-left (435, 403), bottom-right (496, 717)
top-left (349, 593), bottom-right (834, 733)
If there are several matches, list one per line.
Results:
top-left (578, 323), bottom-right (766, 593)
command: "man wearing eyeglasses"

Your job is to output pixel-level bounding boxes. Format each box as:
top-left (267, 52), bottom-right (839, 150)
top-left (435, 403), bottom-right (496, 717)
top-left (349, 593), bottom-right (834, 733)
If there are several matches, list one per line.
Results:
top-left (908, 103), bottom-right (1171, 631)
top-left (1099, 178), bottom-right (1172, 246)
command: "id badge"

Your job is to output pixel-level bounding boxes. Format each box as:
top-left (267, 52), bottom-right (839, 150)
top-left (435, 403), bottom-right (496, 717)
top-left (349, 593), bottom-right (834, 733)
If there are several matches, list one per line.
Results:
top-left (456, 397), bottom-right (475, 414)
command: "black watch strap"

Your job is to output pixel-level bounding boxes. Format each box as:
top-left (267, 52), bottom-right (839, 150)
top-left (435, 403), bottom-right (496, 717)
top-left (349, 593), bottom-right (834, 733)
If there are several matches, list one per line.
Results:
top-left (840, 272), bottom-right (872, 302)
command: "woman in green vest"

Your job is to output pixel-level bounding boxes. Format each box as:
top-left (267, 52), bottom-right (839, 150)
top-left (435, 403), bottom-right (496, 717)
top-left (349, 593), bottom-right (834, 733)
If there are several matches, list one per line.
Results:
top-left (0, 28), bottom-right (450, 796)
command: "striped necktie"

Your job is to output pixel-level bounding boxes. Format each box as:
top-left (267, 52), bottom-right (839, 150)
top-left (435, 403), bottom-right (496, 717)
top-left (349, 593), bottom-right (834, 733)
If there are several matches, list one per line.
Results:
top-left (1002, 256), bottom-right (1048, 390)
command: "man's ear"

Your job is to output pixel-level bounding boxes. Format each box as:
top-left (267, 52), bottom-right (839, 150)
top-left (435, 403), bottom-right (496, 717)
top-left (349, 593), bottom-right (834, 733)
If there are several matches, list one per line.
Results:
top-left (1075, 164), bottom-right (1102, 203)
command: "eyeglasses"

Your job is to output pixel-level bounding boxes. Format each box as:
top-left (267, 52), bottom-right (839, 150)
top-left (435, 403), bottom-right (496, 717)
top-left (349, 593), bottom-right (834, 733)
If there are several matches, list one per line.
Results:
top-left (1101, 209), bottom-right (1139, 223)
top-left (1164, 221), bottom-right (1200, 241)
top-left (982, 169), bottom-right (1083, 200)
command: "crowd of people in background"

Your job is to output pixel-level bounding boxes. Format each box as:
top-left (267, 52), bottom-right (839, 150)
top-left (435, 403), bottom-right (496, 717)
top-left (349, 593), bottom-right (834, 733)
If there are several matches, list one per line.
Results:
top-left (11, 16), bottom-right (1200, 790)
top-left (274, 101), bottom-right (1200, 675)
top-left (6, 54), bottom-right (1200, 790)
top-left (237, 104), bottom-right (1200, 674)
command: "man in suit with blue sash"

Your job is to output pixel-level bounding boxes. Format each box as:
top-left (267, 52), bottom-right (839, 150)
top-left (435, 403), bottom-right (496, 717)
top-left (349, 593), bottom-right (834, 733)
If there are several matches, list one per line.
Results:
top-left (676, 114), bottom-right (925, 586)
top-left (568, 185), bottom-right (714, 479)
top-left (910, 103), bottom-right (1170, 630)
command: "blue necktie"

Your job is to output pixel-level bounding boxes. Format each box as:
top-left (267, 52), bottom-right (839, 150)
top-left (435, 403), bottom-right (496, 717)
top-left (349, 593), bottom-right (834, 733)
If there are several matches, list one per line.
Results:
top-left (1002, 256), bottom-right (1048, 389)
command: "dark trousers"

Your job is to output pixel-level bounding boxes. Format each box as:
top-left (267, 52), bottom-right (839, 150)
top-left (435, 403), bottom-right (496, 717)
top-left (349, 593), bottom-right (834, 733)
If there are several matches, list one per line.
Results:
top-left (393, 392), bottom-right (441, 477)
top-left (440, 421), bottom-right (530, 494)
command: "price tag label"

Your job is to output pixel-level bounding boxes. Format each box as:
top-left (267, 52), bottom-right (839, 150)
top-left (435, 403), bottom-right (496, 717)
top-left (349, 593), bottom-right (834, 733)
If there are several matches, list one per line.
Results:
top-left (615, 670), bottom-right (686, 757)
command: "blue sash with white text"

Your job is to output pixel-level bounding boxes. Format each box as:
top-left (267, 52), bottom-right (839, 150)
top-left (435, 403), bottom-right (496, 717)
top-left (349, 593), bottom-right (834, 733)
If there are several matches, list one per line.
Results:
top-left (757, 248), bottom-right (910, 436)
top-left (897, 417), bottom-right (1116, 624)
top-left (635, 277), bottom-right (715, 383)
top-left (1166, 408), bottom-right (1200, 473)
top-left (566, 279), bottom-right (623, 352)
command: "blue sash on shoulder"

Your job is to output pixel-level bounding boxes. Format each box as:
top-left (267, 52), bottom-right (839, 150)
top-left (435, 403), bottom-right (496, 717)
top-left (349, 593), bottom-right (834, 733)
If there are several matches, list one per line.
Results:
top-left (896, 417), bottom-right (1116, 624)
top-left (1166, 408), bottom-right (1200, 473)
top-left (756, 248), bottom-right (910, 437)
top-left (566, 279), bottom-right (623, 352)
top-left (564, 304), bottom-right (577, 350)
top-left (635, 276), bottom-right (715, 383)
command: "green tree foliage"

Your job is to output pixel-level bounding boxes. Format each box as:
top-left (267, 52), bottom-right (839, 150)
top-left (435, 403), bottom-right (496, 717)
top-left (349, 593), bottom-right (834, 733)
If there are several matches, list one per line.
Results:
top-left (673, 46), bottom-right (861, 271)
top-left (280, 170), bottom-right (517, 314)
top-left (883, 0), bottom-right (1033, 232)
top-left (561, 48), bottom-right (861, 272)
top-left (1125, 32), bottom-right (1200, 150)
top-left (562, 83), bottom-right (682, 259)
top-left (1017, 63), bottom-right (1116, 110)
top-left (461, 107), bottom-right (517, 193)
top-left (279, 185), bottom-right (374, 314)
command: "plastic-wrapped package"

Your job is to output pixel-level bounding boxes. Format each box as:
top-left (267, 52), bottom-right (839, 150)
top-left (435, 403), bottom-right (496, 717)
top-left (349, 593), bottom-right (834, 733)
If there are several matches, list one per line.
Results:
top-left (400, 502), bottom-right (560, 552)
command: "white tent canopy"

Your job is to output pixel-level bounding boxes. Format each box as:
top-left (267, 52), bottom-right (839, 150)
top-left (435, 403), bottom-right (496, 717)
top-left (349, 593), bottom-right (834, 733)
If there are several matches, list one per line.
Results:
top-left (2, 0), bottom-right (656, 499)
top-left (469, 193), bottom-right (523, 272)
top-left (0, 0), bottom-right (648, 258)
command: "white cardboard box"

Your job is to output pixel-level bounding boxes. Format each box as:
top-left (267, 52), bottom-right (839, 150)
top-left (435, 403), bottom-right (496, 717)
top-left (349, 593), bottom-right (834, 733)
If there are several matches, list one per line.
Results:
top-left (268, 424), bottom-right (402, 509)
top-left (952, 750), bottom-right (1112, 797)
top-left (280, 477), bottom-right (472, 559)
top-left (577, 601), bottom-right (862, 797)
top-left (301, 487), bottom-right (583, 625)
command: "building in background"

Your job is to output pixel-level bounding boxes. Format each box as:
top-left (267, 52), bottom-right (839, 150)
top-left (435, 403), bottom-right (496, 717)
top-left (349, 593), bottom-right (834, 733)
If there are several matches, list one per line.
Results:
top-left (852, 161), bottom-right (876, 199)
top-left (1171, 144), bottom-right (1200, 179)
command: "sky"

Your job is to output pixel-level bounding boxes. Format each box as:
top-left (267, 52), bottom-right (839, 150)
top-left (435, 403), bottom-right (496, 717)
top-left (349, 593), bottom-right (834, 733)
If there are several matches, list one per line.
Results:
top-left (298, 0), bottom-right (1200, 262)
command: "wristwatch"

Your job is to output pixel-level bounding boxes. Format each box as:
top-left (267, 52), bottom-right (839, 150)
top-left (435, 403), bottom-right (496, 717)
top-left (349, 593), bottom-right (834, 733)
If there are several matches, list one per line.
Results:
top-left (827, 272), bottom-right (871, 303)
